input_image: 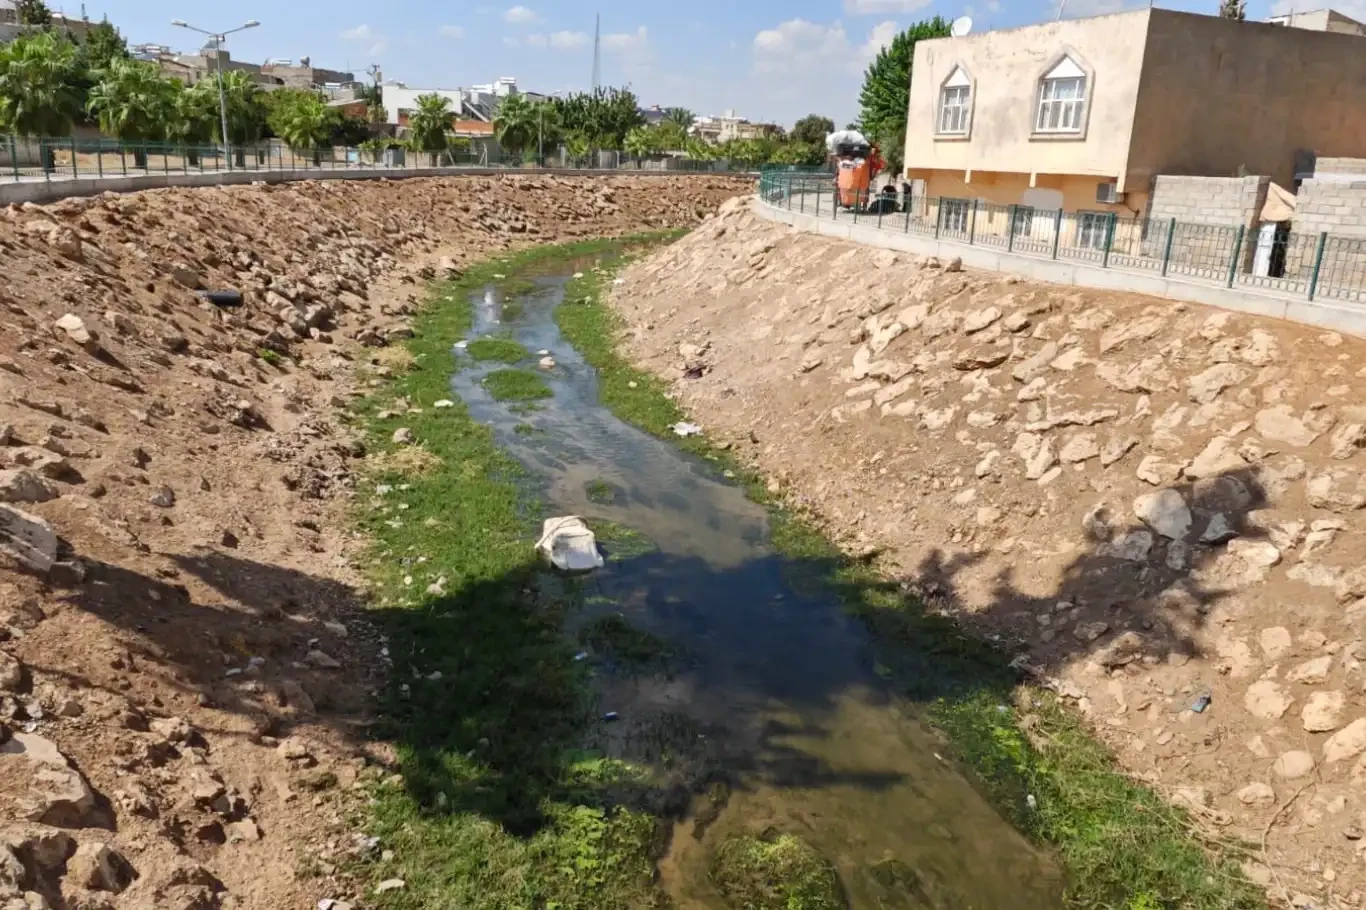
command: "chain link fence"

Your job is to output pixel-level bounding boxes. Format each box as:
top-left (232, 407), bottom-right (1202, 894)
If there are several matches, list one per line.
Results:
top-left (759, 171), bottom-right (1366, 306)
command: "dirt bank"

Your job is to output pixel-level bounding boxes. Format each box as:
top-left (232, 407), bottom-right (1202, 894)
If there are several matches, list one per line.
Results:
top-left (609, 198), bottom-right (1366, 907)
top-left (0, 174), bottom-right (749, 910)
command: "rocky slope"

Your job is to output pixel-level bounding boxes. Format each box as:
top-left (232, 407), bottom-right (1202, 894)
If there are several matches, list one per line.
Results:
top-left (610, 198), bottom-right (1366, 908)
top-left (0, 173), bottom-right (750, 910)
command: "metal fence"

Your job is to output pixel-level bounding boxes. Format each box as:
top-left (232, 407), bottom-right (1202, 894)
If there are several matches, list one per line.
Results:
top-left (758, 171), bottom-right (1366, 305)
top-left (0, 134), bottom-right (751, 184)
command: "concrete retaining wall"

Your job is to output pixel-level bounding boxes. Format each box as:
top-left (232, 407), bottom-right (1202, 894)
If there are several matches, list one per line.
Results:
top-left (0, 165), bottom-right (755, 206)
top-left (753, 197), bottom-right (1366, 339)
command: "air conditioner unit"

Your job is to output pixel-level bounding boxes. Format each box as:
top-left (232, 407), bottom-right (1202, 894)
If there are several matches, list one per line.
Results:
top-left (1096, 182), bottom-right (1123, 204)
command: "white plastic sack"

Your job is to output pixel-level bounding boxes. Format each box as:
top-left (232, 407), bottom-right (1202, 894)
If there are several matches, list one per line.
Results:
top-left (825, 129), bottom-right (869, 152)
top-left (536, 516), bottom-right (604, 572)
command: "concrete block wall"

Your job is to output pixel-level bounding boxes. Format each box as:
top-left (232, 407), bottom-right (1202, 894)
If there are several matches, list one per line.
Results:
top-left (1314, 157), bottom-right (1366, 177)
top-left (1145, 175), bottom-right (1269, 274)
top-left (1289, 165), bottom-right (1366, 287)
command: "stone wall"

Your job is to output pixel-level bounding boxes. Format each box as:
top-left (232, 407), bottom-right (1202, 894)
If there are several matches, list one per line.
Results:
top-left (1288, 159), bottom-right (1366, 295)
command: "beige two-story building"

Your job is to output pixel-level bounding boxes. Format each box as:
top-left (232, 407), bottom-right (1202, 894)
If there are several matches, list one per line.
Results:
top-left (904, 7), bottom-right (1366, 226)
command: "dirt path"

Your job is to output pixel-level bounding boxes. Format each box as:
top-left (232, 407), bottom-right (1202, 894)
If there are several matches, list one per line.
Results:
top-left (607, 198), bottom-right (1366, 908)
top-left (0, 175), bottom-right (749, 909)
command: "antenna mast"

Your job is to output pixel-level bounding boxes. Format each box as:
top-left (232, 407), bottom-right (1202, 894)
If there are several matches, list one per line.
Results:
top-left (591, 13), bottom-right (601, 91)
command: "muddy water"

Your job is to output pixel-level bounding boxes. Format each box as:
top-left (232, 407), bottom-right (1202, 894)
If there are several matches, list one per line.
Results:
top-left (451, 271), bottom-right (1063, 909)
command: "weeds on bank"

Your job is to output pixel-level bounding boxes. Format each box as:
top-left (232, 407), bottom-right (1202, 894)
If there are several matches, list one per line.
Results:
top-left (351, 237), bottom-right (683, 910)
top-left (556, 237), bottom-right (1266, 910)
top-left (709, 831), bottom-right (845, 910)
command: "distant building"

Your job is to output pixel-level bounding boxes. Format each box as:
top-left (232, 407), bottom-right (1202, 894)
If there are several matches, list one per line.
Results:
top-left (0, 0), bottom-right (97, 41)
top-left (1265, 6), bottom-right (1366, 36)
top-left (692, 111), bottom-right (782, 143)
top-left (261, 57), bottom-right (355, 90)
top-left (381, 77), bottom-right (521, 127)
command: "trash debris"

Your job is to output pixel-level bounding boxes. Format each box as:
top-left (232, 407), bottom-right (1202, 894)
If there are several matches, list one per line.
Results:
top-left (538, 349), bottom-right (551, 356)
top-left (1191, 693), bottom-right (1211, 714)
top-left (603, 711), bottom-right (620, 722)
top-left (453, 340), bottom-right (469, 350)
top-left (197, 289), bottom-right (244, 308)
top-left (671, 422), bottom-right (703, 438)
top-left (538, 356), bottom-right (556, 370)
top-left (1026, 794), bottom-right (1037, 810)
top-left (535, 516), bottom-right (604, 572)
top-left (573, 651), bottom-right (589, 662)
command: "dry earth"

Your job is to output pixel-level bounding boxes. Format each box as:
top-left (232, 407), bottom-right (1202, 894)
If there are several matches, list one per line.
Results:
top-left (610, 197), bottom-right (1366, 909)
top-left (0, 173), bottom-right (751, 910)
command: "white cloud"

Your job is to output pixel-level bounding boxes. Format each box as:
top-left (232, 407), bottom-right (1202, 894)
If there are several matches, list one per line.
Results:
top-left (858, 20), bottom-right (899, 61)
top-left (340, 24), bottom-right (375, 40)
top-left (753, 19), bottom-right (850, 68)
top-left (503, 5), bottom-right (542, 24)
top-left (502, 36), bottom-right (520, 46)
top-left (843, 0), bottom-right (930, 12)
top-left (602, 26), bottom-right (649, 52)
top-left (439, 25), bottom-right (465, 39)
top-left (526, 30), bottom-right (587, 49)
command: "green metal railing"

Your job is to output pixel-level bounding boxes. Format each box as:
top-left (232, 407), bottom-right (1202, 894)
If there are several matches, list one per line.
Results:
top-left (0, 135), bottom-right (754, 183)
top-left (758, 171), bottom-right (1366, 305)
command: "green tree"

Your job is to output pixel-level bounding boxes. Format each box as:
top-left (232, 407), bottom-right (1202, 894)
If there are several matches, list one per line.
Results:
top-left (663, 106), bottom-right (693, 131)
top-left (653, 122), bottom-right (686, 152)
top-left (858, 18), bottom-right (951, 176)
top-left (550, 86), bottom-right (643, 150)
top-left (14, 0), bottom-right (53, 27)
top-left (408, 93), bottom-right (453, 162)
top-left (269, 91), bottom-right (338, 164)
top-left (164, 80), bottom-right (216, 164)
top-left (1218, 0), bottom-right (1247, 18)
top-left (87, 59), bottom-right (177, 167)
top-left (218, 70), bottom-right (266, 147)
top-left (684, 137), bottom-right (716, 161)
top-left (791, 114), bottom-right (834, 146)
top-left (493, 92), bottom-right (538, 159)
top-left (623, 126), bottom-right (655, 163)
top-left (76, 19), bottom-right (129, 72)
top-left (563, 130), bottom-right (590, 166)
top-left (0, 31), bottom-right (82, 139)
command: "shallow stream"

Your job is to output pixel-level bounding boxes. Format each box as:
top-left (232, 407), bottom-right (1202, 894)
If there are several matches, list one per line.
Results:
top-left (449, 269), bottom-right (1063, 909)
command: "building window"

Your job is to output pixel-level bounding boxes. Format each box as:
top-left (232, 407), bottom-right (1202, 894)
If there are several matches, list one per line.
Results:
top-left (1035, 56), bottom-right (1087, 134)
top-left (941, 198), bottom-right (971, 233)
top-left (1076, 211), bottom-right (1110, 250)
top-left (1012, 205), bottom-right (1036, 238)
top-left (937, 67), bottom-right (972, 135)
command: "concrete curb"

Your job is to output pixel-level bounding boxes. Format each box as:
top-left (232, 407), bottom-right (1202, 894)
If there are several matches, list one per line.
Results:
top-left (752, 197), bottom-right (1366, 339)
top-left (1, 166), bottom-right (756, 206)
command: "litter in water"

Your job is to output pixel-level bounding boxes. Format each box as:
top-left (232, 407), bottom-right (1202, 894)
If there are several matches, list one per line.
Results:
top-left (535, 516), bottom-right (604, 572)
top-left (671, 421), bottom-right (703, 438)
top-left (573, 651), bottom-right (589, 662)
top-left (603, 711), bottom-right (620, 722)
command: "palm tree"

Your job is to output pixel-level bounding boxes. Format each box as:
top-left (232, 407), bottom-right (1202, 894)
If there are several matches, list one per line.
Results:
top-left (165, 80), bottom-right (217, 165)
top-left (664, 107), bottom-right (694, 132)
top-left (1218, 0), bottom-right (1247, 18)
top-left (563, 130), bottom-right (590, 167)
top-left (273, 93), bottom-right (337, 165)
top-left (0, 32), bottom-right (83, 146)
top-left (623, 126), bottom-right (655, 166)
top-left (408, 93), bottom-right (453, 164)
top-left (219, 70), bottom-right (266, 164)
top-left (684, 138), bottom-right (716, 161)
top-left (86, 59), bottom-right (176, 168)
top-left (493, 92), bottom-right (538, 160)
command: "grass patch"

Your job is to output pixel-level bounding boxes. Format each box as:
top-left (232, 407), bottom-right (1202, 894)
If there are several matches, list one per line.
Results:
top-left (367, 444), bottom-right (443, 477)
top-left (585, 478), bottom-right (616, 505)
top-left (514, 422), bottom-right (538, 436)
top-left (501, 300), bottom-right (525, 321)
top-left (554, 235), bottom-right (1266, 910)
top-left (373, 346), bottom-right (418, 373)
top-left (709, 832), bottom-right (845, 910)
top-left (578, 614), bottom-right (676, 670)
top-left (467, 336), bottom-right (529, 363)
top-left (351, 234), bottom-right (688, 910)
top-left (257, 347), bottom-right (283, 366)
top-left (483, 368), bottom-right (552, 401)
top-left (585, 519), bottom-right (658, 561)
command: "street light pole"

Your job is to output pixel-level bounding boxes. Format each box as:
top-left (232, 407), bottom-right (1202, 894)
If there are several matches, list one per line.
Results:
top-left (171, 19), bottom-right (261, 170)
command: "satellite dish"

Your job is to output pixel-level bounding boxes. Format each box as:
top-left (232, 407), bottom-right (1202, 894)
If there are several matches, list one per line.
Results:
top-left (950, 15), bottom-right (973, 36)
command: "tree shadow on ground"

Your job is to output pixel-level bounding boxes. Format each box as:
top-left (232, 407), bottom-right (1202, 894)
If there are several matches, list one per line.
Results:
top-left (38, 464), bottom-right (1274, 907)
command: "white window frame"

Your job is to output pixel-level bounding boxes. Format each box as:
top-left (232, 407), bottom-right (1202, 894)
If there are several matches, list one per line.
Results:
top-left (1034, 56), bottom-right (1088, 135)
top-left (1076, 211), bottom-right (1110, 250)
top-left (937, 67), bottom-right (973, 136)
top-left (941, 198), bottom-right (970, 234)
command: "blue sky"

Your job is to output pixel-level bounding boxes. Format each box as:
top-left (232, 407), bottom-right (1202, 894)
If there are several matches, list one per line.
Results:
top-left (82, 0), bottom-right (1321, 127)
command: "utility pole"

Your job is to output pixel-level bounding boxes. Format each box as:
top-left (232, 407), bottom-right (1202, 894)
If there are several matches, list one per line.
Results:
top-left (591, 14), bottom-right (601, 91)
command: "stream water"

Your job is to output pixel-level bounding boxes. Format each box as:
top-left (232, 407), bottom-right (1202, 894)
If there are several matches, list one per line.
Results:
top-left (450, 270), bottom-right (1064, 909)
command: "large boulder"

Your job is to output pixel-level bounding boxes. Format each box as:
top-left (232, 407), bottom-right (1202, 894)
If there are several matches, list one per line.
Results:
top-left (0, 733), bottom-right (97, 828)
